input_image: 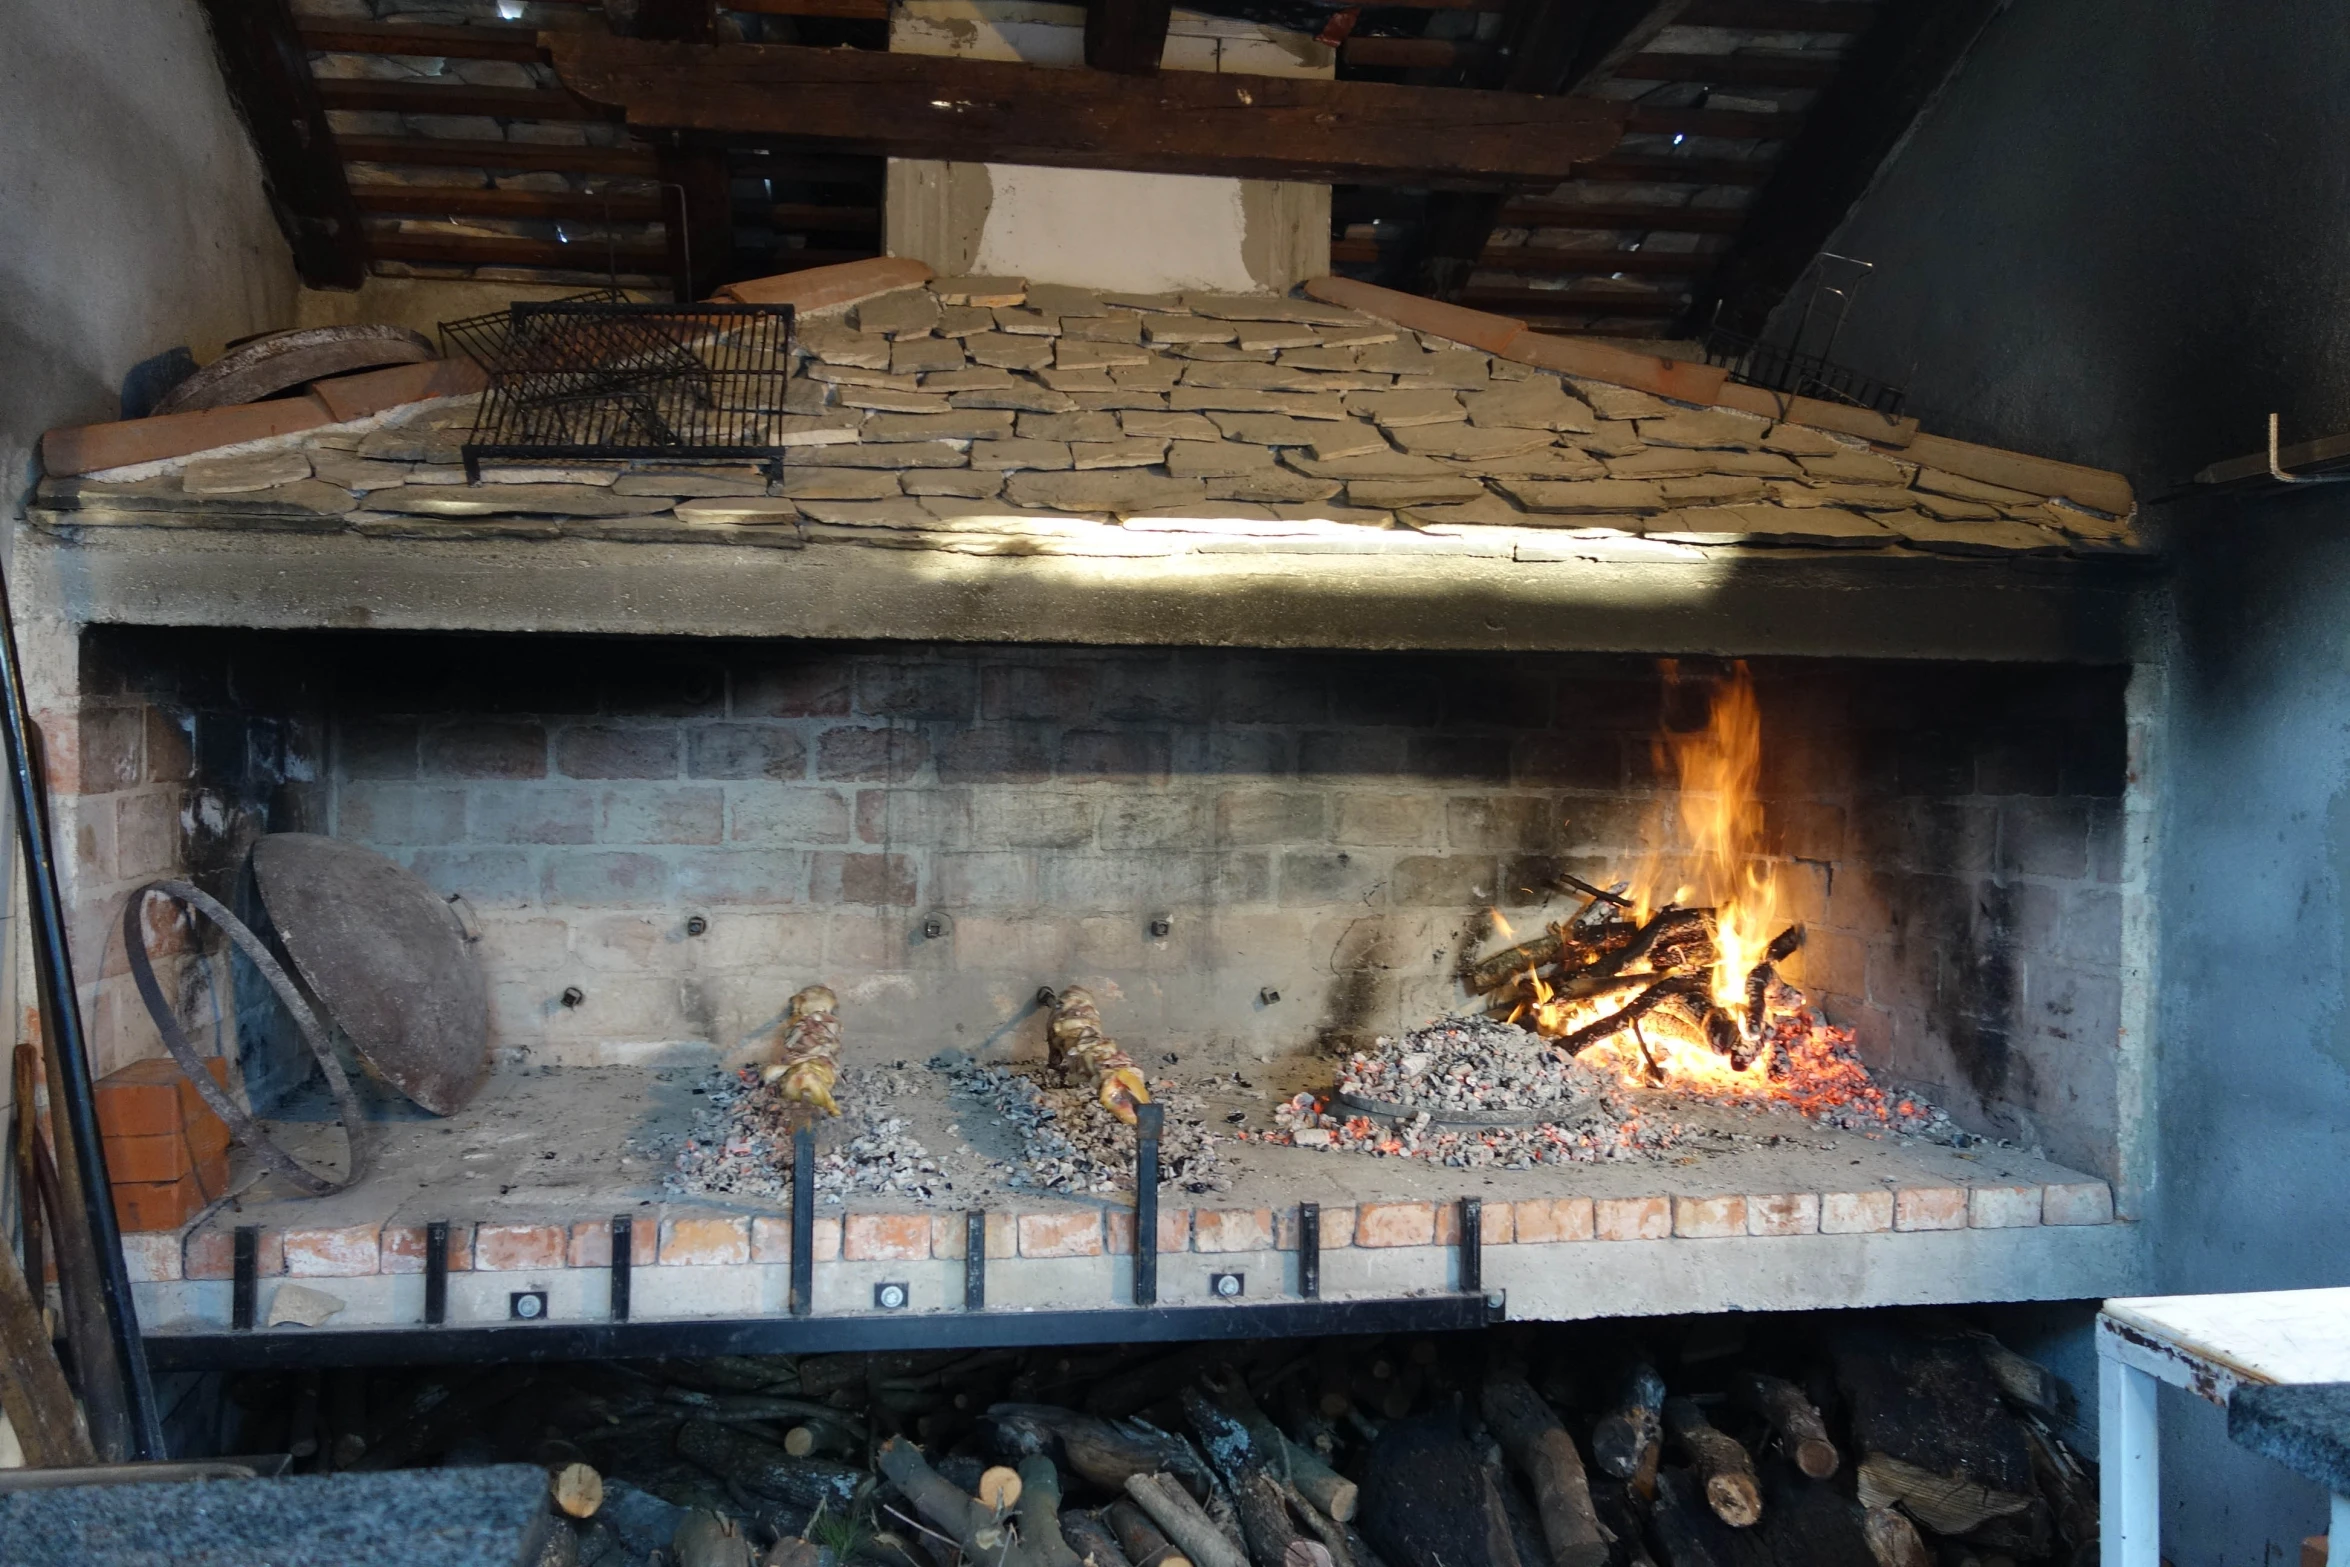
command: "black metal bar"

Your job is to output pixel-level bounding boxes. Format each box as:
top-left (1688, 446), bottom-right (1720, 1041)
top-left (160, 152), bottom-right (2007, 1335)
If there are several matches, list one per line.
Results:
top-left (231, 1228), bottom-right (258, 1332)
top-left (790, 1126), bottom-right (814, 1318)
top-left (423, 1221), bottom-right (449, 1326)
top-left (1458, 1197), bottom-right (1482, 1296)
top-left (1297, 1203), bottom-right (1320, 1300)
top-left (964, 1211), bottom-right (985, 1311)
top-left (0, 563), bottom-right (164, 1459)
top-left (610, 1214), bottom-right (633, 1324)
top-left (143, 1294), bottom-right (1505, 1371)
top-left (1132, 1102), bottom-right (1162, 1307)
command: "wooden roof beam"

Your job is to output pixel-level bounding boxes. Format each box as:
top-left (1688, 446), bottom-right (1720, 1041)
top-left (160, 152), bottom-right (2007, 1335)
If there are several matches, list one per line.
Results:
top-left (1692, 0), bottom-right (2006, 335)
top-left (197, 0), bottom-right (369, 289)
top-left (543, 35), bottom-right (1623, 185)
top-left (1086, 0), bottom-right (1175, 74)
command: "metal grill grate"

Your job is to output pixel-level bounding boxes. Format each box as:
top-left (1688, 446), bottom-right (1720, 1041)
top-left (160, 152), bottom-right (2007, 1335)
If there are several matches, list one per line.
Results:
top-left (1701, 325), bottom-right (1907, 418)
top-left (446, 300), bottom-right (798, 477)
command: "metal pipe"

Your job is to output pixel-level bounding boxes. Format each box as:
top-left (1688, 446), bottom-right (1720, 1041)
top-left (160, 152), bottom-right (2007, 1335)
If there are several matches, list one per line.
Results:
top-left (0, 564), bottom-right (164, 1457)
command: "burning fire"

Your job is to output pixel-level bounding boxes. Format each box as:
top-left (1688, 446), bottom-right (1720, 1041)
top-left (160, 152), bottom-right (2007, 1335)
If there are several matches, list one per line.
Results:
top-left (1484, 661), bottom-right (1894, 1118)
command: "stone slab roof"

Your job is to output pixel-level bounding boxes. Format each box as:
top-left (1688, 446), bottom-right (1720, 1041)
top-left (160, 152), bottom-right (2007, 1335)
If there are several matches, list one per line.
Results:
top-left (32, 264), bottom-right (2142, 569)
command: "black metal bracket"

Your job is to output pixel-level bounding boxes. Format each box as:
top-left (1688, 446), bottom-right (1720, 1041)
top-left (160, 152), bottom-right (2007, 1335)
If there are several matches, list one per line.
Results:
top-left (423, 1220), bottom-right (449, 1327)
top-left (1133, 1102), bottom-right (1162, 1307)
top-left (144, 1293), bottom-right (1506, 1370)
top-left (231, 1227), bottom-right (257, 1332)
top-left (790, 1126), bottom-right (814, 1318)
top-left (964, 1211), bottom-right (986, 1311)
top-left (1458, 1197), bottom-right (1482, 1296)
top-left (609, 1214), bottom-right (632, 1324)
top-left (1298, 1203), bottom-right (1320, 1300)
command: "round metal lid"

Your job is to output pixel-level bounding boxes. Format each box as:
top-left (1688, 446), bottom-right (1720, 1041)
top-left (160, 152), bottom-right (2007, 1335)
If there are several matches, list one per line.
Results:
top-left (251, 833), bottom-right (489, 1116)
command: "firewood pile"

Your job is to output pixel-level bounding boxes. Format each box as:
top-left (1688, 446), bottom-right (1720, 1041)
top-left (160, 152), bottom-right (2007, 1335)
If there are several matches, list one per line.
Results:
top-left (219, 1315), bottom-right (2095, 1567)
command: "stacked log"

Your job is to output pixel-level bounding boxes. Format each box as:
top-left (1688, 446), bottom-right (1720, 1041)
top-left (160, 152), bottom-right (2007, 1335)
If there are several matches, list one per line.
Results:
top-left (216, 1319), bottom-right (2093, 1567)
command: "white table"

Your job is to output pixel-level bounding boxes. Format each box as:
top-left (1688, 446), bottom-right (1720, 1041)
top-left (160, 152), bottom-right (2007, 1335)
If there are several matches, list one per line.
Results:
top-left (2098, 1288), bottom-right (2350, 1567)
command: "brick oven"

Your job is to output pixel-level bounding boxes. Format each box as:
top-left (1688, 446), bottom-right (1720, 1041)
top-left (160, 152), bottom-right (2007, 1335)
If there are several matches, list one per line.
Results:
top-left (22, 266), bottom-right (2153, 1359)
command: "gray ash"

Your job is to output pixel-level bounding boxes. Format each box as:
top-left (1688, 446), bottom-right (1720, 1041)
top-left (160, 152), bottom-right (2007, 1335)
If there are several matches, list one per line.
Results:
top-left (945, 1062), bottom-right (1226, 1195)
top-left (663, 1066), bottom-right (952, 1204)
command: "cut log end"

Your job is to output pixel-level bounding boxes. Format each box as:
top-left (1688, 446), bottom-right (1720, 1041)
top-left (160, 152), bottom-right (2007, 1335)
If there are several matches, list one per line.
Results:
top-left (1703, 1472), bottom-right (1763, 1528)
top-left (1323, 1478), bottom-right (1359, 1524)
top-left (978, 1464), bottom-right (1025, 1512)
top-left (550, 1460), bottom-right (604, 1519)
top-left (782, 1425), bottom-right (816, 1457)
top-left (1795, 1436), bottom-right (1841, 1480)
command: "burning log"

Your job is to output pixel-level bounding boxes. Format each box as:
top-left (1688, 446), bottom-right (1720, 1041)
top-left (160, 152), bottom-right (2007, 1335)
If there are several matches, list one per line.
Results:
top-left (760, 985), bottom-right (842, 1116)
top-left (1126, 1472), bottom-right (1251, 1567)
top-left (1107, 1497), bottom-right (1194, 1567)
top-left (1729, 1372), bottom-right (1837, 1480)
top-left (1661, 1397), bottom-right (1761, 1528)
top-left (1743, 926), bottom-right (1805, 1037)
top-left (1469, 927), bottom-right (1568, 994)
top-left (1592, 1363), bottom-right (1667, 1495)
top-left (1555, 976), bottom-right (1711, 1055)
top-left (1048, 985), bottom-right (1152, 1126)
top-left (1479, 1371), bottom-right (1609, 1567)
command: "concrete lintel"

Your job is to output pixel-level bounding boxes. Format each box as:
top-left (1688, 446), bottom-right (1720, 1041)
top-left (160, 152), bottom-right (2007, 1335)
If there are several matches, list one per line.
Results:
top-left (26, 529), bottom-right (2145, 662)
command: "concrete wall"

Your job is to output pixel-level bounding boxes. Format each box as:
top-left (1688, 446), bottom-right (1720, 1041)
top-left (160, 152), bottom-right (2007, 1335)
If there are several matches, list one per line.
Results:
top-left (1789, 1), bottom-right (2350, 1558)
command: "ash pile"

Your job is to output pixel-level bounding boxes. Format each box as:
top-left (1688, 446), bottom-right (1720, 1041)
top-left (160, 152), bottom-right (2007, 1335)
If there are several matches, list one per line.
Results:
top-left (946, 1060), bottom-right (1227, 1196)
top-left (666, 1066), bottom-right (952, 1204)
top-left (224, 1315), bottom-right (2097, 1567)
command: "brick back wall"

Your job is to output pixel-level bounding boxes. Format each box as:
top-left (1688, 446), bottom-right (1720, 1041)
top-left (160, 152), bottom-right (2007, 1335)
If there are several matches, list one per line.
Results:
top-left (52, 631), bottom-right (2129, 1181)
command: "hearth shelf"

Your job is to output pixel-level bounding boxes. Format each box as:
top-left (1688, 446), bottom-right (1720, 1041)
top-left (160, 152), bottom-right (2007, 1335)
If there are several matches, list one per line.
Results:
top-left (123, 1061), bottom-right (2143, 1353)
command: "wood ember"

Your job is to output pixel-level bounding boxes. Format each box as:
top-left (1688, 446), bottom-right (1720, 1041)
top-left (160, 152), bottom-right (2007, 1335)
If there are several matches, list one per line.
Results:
top-left (223, 1316), bottom-right (2096, 1567)
top-left (667, 1066), bottom-right (952, 1203)
top-left (947, 1060), bottom-right (1226, 1195)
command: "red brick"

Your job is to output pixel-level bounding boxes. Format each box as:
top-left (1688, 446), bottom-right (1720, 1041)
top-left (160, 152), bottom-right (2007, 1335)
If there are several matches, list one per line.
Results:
top-left (1511, 1198), bottom-right (1594, 1244)
top-left (844, 1213), bottom-right (932, 1261)
top-left (112, 1173), bottom-right (207, 1232)
top-left (120, 1231), bottom-right (182, 1282)
top-left (1275, 1206), bottom-right (1355, 1250)
top-left (308, 357), bottom-right (486, 423)
top-left (283, 1223), bottom-right (384, 1277)
top-left (1018, 1210), bottom-right (1104, 1258)
top-left (1673, 1195), bottom-right (1747, 1239)
top-left (1353, 1202), bottom-right (1436, 1248)
top-left (749, 1213), bottom-right (842, 1264)
top-left (382, 1223), bottom-right (477, 1274)
top-left (660, 1215), bottom-right (751, 1265)
top-left (1435, 1201), bottom-right (1513, 1246)
top-left (1819, 1191), bottom-right (1894, 1234)
top-left (42, 393), bottom-right (334, 478)
top-left (932, 1211), bottom-right (1018, 1260)
top-left (475, 1223), bottom-right (570, 1271)
top-left (1105, 1208), bottom-right (1193, 1256)
top-left (2043, 1181), bottom-right (2114, 1226)
top-left (186, 1228), bottom-right (285, 1280)
top-left (1192, 1209), bottom-right (1274, 1254)
top-left (1894, 1186), bottom-right (1969, 1232)
top-left (103, 1131), bottom-right (219, 1185)
top-left (1968, 1184), bottom-right (2044, 1229)
top-left (1746, 1193), bottom-right (1820, 1237)
top-left (1594, 1196), bottom-right (1670, 1242)
top-left (568, 1218), bottom-right (657, 1269)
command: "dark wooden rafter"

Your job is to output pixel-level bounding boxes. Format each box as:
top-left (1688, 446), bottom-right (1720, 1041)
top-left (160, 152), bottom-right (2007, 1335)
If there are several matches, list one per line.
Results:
top-left (1405, 0), bottom-right (1692, 301)
top-left (545, 36), bottom-right (1624, 185)
top-left (1693, 0), bottom-right (2009, 334)
top-left (1086, 0), bottom-right (1175, 74)
top-left (630, 0), bottom-right (737, 301)
top-left (195, 0), bottom-right (369, 289)
top-left (336, 136), bottom-right (660, 175)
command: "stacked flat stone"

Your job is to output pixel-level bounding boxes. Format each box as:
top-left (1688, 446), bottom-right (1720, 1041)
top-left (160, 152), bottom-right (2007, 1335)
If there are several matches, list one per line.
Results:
top-left (33, 274), bottom-right (2140, 558)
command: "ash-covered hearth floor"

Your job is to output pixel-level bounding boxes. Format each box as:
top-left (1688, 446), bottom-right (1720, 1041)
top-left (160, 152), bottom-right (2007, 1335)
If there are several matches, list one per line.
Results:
top-left (126, 1057), bottom-right (2139, 1333)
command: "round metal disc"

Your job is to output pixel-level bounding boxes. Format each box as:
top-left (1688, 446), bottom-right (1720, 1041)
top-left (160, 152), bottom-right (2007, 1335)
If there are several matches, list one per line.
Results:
top-left (1333, 1089), bottom-right (1588, 1130)
top-left (251, 833), bottom-right (489, 1115)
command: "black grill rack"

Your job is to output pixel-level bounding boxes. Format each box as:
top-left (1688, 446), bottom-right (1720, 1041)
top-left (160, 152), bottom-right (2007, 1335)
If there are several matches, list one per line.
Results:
top-left (446, 300), bottom-right (798, 478)
top-left (1701, 324), bottom-right (1908, 418)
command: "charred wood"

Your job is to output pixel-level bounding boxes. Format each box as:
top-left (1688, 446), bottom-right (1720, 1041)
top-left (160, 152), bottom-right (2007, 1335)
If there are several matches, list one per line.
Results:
top-left (676, 1420), bottom-right (864, 1513)
top-left (1592, 1364), bottom-right (1667, 1495)
top-left (1662, 1398), bottom-right (1761, 1528)
top-left (1201, 1369), bottom-right (1359, 1523)
top-left (1359, 1416), bottom-right (1526, 1567)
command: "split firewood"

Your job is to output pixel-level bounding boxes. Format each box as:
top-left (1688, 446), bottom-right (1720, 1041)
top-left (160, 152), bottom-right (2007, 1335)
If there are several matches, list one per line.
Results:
top-left (675, 1419), bottom-right (864, 1513)
top-left (1107, 1497), bottom-right (1195, 1567)
top-left (1479, 1371), bottom-right (1609, 1567)
top-left (1066, 1509), bottom-right (1140, 1567)
top-left (1592, 1364), bottom-right (1667, 1495)
top-left (760, 985), bottom-right (843, 1115)
top-left (672, 1509), bottom-right (757, 1567)
top-left (1859, 1506), bottom-right (1932, 1567)
top-left (989, 1402), bottom-right (1218, 1498)
top-left (1048, 985), bottom-right (1150, 1126)
top-left (1126, 1472), bottom-right (1251, 1567)
top-left (551, 1460), bottom-right (606, 1518)
top-left (1661, 1398), bottom-right (1761, 1528)
top-left (1200, 1369), bottom-right (1358, 1523)
top-left (1729, 1372), bottom-right (1838, 1479)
